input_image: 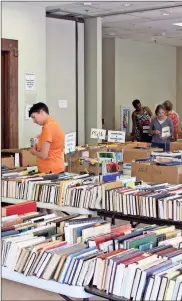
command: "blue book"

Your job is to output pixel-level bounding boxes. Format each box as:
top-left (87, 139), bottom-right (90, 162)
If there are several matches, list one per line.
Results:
top-left (2, 230), bottom-right (19, 237)
top-left (58, 247), bottom-right (97, 283)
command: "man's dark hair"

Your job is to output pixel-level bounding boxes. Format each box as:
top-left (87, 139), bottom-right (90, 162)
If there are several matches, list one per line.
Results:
top-left (132, 99), bottom-right (141, 108)
top-left (29, 102), bottom-right (49, 117)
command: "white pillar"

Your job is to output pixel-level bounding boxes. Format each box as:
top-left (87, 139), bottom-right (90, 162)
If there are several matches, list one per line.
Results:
top-left (85, 18), bottom-right (102, 143)
top-left (176, 47), bottom-right (182, 124)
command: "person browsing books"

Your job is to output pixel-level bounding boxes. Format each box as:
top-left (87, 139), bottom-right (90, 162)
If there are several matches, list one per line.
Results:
top-left (29, 102), bottom-right (65, 174)
top-left (163, 100), bottom-right (179, 141)
top-left (149, 104), bottom-right (174, 152)
top-left (132, 99), bottom-right (153, 142)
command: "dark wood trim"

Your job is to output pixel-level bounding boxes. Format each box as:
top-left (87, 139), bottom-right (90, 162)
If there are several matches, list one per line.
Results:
top-left (1, 38), bottom-right (18, 148)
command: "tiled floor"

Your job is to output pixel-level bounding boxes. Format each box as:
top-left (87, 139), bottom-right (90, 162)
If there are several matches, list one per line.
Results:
top-left (2, 279), bottom-right (105, 301)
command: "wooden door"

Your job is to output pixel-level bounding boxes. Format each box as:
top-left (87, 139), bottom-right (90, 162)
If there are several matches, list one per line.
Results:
top-left (1, 39), bottom-right (18, 149)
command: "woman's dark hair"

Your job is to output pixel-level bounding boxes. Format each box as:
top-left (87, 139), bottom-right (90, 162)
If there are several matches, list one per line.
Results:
top-left (163, 100), bottom-right (173, 112)
top-left (29, 102), bottom-right (49, 117)
top-left (132, 99), bottom-right (141, 108)
top-left (155, 104), bottom-right (166, 115)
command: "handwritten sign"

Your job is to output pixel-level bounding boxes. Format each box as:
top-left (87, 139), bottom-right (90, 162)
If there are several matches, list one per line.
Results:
top-left (90, 128), bottom-right (106, 140)
top-left (162, 126), bottom-right (170, 138)
top-left (65, 132), bottom-right (76, 154)
top-left (108, 130), bottom-right (126, 143)
top-left (25, 72), bottom-right (35, 91)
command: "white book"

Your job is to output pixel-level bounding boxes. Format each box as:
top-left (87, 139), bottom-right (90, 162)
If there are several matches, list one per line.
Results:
top-left (143, 277), bottom-right (154, 301)
top-left (172, 275), bottom-right (182, 300)
top-left (177, 282), bottom-right (182, 301)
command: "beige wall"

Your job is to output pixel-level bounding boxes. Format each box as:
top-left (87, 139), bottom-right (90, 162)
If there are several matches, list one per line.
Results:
top-left (102, 38), bottom-right (115, 130)
top-left (176, 47), bottom-right (182, 125)
top-left (102, 38), bottom-right (177, 131)
top-left (2, 2), bottom-right (46, 147)
top-left (115, 38), bottom-right (176, 130)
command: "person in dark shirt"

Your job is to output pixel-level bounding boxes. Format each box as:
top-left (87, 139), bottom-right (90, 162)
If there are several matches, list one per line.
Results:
top-left (132, 99), bottom-right (153, 142)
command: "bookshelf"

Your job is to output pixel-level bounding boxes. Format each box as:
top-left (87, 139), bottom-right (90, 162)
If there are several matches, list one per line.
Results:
top-left (2, 197), bottom-right (96, 216)
top-left (97, 210), bottom-right (182, 229)
top-left (2, 267), bottom-right (93, 300)
top-left (85, 286), bottom-right (129, 301)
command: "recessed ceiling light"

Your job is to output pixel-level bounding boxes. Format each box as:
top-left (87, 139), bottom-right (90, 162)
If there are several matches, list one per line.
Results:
top-left (173, 23), bottom-right (182, 26)
top-left (84, 2), bottom-right (92, 5)
top-left (162, 13), bottom-right (170, 16)
top-left (123, 3), bottom-right (132, 7)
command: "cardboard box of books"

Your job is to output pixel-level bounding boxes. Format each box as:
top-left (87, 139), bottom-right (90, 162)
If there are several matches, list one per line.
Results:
top-left (123, 149), bottom-right (151, 164)
top-left (1, 155), bottom-right (14, 168)
top-left (67, 159), bottom-right (101, 175)
top-left (1, 148), bottom-right (37, 167)
top-left (65, 146), bottom-right (108, 164)
top-left (170, 141), bottom-right (182, 152)
top-left (132, 162), bottom-right (182, 184)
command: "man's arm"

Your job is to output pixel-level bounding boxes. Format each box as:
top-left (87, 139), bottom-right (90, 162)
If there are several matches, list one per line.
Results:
top-left (30, 142), bottom-right (50, 159)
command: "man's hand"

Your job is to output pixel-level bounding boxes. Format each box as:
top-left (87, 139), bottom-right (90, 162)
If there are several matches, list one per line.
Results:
top-left (29, 147), bottom-right (37, 156)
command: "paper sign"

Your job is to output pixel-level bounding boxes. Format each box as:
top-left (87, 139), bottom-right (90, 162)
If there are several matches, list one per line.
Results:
top-left (58, 100), bottom-right (67, 108)
top-left (25, 72), bottom-right (35, 91)
top-left (82, 151), bottom-right (89, 158)
top-left (65, 132), bottom-right (76, 154)
top-left (25, 104), bottom-right (32, 120)
top-left (108, 130), bottom-right (126, 143)
top-left (15, 153), bottom-right (20, 167)
top-left (90, 128), bottom-right (106, 140)
top-left (162, 126), bottom-right (170, 138)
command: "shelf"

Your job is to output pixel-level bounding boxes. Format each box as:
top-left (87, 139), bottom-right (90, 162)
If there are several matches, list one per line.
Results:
top-left (1, 197), bottom-right (97, 216)
top-left (2, 267), bottom-right (93, 299)
top-left (97, 210), bottom-right (182, 229)
top-left (84, 286), bottom-right (129, 301)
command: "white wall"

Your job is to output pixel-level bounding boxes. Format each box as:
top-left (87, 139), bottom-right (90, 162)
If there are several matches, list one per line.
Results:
top-left (102, 38), bottom-right (115, 130)
top-left (115, 39), bottom-right (177, 130)
top-left (2, 2), bottom-right (46, 147)
top-left (46, 18), bottom-right (85, 144)
top-left (46, 18), bottom-right (76, 136)
top-left (176, 47), bottom-right (182, 123)
top-left (85, 18), bottom-right (102, 143)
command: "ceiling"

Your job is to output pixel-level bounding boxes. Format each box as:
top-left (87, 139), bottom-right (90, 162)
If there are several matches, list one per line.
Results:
top-left (46, 1), bottom-right (182, 46)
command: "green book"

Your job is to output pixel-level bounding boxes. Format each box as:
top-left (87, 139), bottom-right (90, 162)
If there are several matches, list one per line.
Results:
top-left (125, 233), bottom-right (157, 249)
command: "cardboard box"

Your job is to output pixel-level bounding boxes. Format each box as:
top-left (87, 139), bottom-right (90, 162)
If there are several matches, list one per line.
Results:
top-left (67, 159), bottom-right (101, 175)
top-left (123, 149), bottom-right (151, 164)
top-left (170, 142), bottom-right (182, 152)
top-left (2, 148), bottom-right (37, 167)
top-left (1, 156), bottom-right (14, 168)
top-left (132, 162), bottom-right (182, 184)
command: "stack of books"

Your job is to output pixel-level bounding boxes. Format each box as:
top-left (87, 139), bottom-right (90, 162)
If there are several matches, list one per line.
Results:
top-left (1, 209), bottom-right (182, 300)
top-left (100, 183), bottom-right (182, 222)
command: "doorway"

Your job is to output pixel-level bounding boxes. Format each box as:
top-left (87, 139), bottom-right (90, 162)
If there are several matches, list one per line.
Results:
top-left (1, 38), bottom-right (18, 149)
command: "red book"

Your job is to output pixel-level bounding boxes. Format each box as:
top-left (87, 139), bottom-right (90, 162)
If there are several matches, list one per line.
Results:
top-left (3, 201), bottom-right (37, 216)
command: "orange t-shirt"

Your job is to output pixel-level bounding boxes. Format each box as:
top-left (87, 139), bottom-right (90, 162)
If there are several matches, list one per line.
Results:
top-left (37, 117), bottom-right (65, 173)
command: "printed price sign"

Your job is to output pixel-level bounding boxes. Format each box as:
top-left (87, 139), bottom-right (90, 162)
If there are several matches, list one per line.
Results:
top-left (65, 132), bottom-right (76, 154)
top-left (162, 126), bottom-right (170, 138)
top-left (108, 130), bottom-right (126, 143)
top-left (90, 128), bottom-right (106, 140)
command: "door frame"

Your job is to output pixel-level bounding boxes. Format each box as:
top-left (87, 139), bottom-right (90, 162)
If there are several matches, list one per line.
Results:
top-left (1, 38), bottom-right (18, 148)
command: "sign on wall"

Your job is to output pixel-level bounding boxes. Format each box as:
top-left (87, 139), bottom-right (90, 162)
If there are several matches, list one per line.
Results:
top-left (25, 72), bottom-right (35, 91)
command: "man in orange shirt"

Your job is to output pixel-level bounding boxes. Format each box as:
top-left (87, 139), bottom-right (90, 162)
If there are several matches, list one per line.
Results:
top-left (29, 103), bottom-right (65, 174)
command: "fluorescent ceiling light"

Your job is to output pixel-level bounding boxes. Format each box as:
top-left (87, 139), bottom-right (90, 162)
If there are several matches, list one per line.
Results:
top-left (173, 23), bottom-right (182, 26)
top-left (162, 13), bottom-right (169, 16)
top-left (84, 2), bottom-right (92, 5)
